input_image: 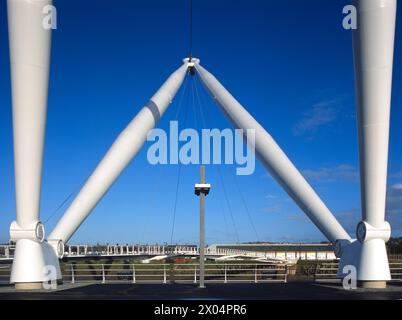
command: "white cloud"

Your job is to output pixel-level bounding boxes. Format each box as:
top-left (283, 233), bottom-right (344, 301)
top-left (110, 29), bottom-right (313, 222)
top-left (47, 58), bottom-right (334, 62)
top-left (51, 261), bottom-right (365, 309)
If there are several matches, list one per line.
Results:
top-left (262, 194), bottom-right (291, 214)
top-left (390, 183), bottom-right (402, 190)
top-left (302, 164), bottom-right (359, 182)
top-left (335, 208), bottom-right (360, 234)
top-left (293, 99), bottom-right (341, 136)
top-left (262, 203), bottom-right (284, 214)
top-left (385, 184), bottom-right (402, 231)
top-left (332, 184), bottom-right (402, 235)
top-left (390, 172), bottom-right (402, 179)
top-left (386, 183), bottom-right (402, 210)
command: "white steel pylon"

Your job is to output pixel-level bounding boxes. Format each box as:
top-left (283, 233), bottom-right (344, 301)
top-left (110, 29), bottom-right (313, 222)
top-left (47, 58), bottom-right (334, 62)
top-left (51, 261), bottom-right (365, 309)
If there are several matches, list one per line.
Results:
top-left (335, 0), bottom-right (397, 289)
top-left (7, 0), bottom-right (62, 289)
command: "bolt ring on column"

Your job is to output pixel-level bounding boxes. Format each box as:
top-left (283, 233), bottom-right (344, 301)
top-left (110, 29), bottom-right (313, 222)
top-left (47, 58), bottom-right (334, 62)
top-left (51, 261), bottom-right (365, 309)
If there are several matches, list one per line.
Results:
top-left (9, 220), bottom-right (45, 243)
top-left (356, 221), bottom-right (391, 243)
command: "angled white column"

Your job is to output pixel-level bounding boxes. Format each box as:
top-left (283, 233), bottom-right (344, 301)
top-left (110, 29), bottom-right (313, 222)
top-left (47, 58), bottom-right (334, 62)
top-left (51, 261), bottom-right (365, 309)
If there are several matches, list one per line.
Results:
top-left (8, 0), bottom-right (61, 289)
top-left (49, 62), bottom-right (189, 243)
top-left (194, 61), bottom-right (350, 243)
top-left (339, 0), bottom-right (396, 289)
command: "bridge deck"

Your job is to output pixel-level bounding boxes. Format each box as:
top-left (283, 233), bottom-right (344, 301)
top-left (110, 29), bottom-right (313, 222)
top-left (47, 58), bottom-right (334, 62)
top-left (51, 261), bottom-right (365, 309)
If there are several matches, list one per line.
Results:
top-left (1, 282), bottom-right (402, 300)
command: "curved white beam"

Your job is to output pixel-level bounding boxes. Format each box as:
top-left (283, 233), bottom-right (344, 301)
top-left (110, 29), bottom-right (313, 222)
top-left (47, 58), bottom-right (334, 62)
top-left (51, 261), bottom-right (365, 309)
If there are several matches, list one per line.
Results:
top-left (49, 62), bottom-right (189, 243)
top-left (195, 62), bottom-right (350, 243)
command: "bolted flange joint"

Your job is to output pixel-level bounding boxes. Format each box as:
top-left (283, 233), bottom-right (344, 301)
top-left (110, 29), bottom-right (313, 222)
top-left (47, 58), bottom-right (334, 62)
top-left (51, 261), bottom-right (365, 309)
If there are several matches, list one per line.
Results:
top-left (9, 220), bottom-right (45, 243)
top-left (183, 57), bottom-right (200, 66)
top-left (334, 238), bottom-right (354, 258)
top-left (183, 57), bottom-right (200, 76)
top-left (356, 221), bottom-right (391, 243)
top-left (47, 239), bottom-right (65, 259)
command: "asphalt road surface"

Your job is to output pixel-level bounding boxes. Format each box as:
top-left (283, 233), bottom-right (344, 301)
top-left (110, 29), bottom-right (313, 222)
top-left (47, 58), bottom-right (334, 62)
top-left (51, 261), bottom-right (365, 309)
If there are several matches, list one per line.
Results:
top-left (0, 282), bottom-right (402, 300)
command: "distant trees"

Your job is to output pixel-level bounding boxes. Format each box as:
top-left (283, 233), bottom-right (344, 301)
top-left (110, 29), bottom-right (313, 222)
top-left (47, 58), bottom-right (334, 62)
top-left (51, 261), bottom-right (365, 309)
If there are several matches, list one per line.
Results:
top-left (387, 237), bottom-right (402, 255)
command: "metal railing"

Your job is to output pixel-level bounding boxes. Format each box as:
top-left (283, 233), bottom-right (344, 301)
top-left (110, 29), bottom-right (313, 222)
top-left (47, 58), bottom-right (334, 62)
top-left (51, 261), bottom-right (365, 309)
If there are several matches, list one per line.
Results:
top-left (3, 260), bottom-right (402, 284)
top-left (0, 264), bottom-right (12, 284)
top-left (315, 261), bottom-right (402, 282)
top-left (389, 262), bottom-right (402, 280)
top-left (60, 263), bottom-right (287, 284)
top-left (0, 263), bottom-right (287, 284)
top-left (314, 262), bottom-right (340, 282)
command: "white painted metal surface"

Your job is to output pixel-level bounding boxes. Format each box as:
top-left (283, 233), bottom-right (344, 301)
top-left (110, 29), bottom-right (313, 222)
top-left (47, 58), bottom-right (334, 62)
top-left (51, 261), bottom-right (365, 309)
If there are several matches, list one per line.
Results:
top-left (8, 0), bottom-right (51, 228)
top-left (49, 62), bottom-right (189, 243)
top-left (338, 0), bottom-right (396, 283)
top-left (194, 62), bottom-right (350, 243)
top-left (7, 0), bottom-right (61, 285)
top-left (354, 0), bottom-right (396, 229)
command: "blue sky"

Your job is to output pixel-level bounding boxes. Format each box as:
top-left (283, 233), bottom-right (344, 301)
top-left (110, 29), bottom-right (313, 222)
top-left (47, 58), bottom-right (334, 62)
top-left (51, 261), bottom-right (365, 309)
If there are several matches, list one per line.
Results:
top-left (0, 0), bottom-right (401, 245)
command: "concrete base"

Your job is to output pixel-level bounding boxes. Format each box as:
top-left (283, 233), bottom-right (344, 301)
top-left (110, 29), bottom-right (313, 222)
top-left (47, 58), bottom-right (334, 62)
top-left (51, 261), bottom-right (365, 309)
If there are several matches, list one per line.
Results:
top-left (15, 282), bottom-right (42, 290)
top-left (358, 281), bottom-right (387, 289)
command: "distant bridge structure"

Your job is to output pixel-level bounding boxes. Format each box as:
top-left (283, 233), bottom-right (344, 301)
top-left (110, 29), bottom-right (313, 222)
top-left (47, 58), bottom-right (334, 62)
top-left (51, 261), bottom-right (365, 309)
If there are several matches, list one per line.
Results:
top-left (0, 243), bottom-right (335, 263)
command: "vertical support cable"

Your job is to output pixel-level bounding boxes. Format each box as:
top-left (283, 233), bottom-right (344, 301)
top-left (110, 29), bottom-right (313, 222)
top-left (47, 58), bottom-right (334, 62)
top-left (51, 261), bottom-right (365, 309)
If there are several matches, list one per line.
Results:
top-left (189, 0), bottom-right (193, 61)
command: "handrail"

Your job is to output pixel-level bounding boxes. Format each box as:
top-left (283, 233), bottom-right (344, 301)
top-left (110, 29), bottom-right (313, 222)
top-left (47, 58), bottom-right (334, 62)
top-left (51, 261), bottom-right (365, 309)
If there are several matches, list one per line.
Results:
top-left (314, 261), bottom-right (402, 282)
top-left (58, 262), bottom-right (287, 284)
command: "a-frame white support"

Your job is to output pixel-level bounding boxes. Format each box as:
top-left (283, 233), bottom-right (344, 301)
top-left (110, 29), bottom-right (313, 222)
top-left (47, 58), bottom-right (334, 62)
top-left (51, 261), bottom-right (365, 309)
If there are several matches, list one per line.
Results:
top-left (47, 56), bottom-right (352, 245)
top-left (44, 57), bottom-right (352, 283)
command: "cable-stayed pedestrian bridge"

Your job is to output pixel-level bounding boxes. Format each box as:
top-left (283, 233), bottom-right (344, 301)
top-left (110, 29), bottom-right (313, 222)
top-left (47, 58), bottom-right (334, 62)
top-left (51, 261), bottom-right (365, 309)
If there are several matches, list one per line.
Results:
top-left (3, 0), bottom-right (398, 290)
